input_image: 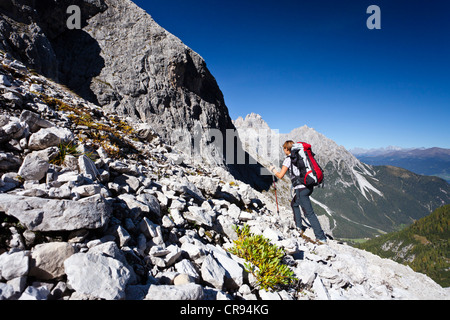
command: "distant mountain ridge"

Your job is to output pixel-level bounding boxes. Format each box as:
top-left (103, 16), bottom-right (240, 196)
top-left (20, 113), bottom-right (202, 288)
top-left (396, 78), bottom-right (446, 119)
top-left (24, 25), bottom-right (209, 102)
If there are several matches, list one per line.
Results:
top-left (351, 146), bottom-right (413, 156)
top-left (351, 147), bottom-right (450, 183)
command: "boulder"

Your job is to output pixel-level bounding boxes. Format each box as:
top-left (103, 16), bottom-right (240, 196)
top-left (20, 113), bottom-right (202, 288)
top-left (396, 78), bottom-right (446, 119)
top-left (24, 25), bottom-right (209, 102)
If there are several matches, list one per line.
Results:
top-left (0, 194), bottom-right (111, 231)
top-left (187, 175), bottom-right (219, 196)
top-left (0, 152), bottom-right (22, 172)
top-left (164, 245), bottom-right (182, 267)
top-left (19, 110), bottom-right (54, 133)
top-left (184, 206), bottom-right (214, 228)
top-left (72, 184), bottom-right (101, 197)
top-left (18, 151), bottom-right (50, 181)
top-left (78, 155), bottom-right (100, 180)
top-left (200, 254), bottom-right (226, 290)
top-left (64, 252), bottom-right (131, 300)
top-left (87, 241), bottom-right (138, 285)
top-left (114, 174), bottom-right (140, 192)
top-left (2, 119), bottom-right (28, 140)
top-left (2, 92), bottom-right (23, 106)
top-left (175, 259), bottom-right (200, 283)
top-left (212, 251), bottom-right (244, 290)
top-left (28, 127), bottom-right (73, 150)
top-left (136, 193), bottom-right (161, 217)
top-left (181, 242), bottom-right (207, 263)
top-left (0, 249), bottom-right (30, 281)
top-left (173, 273), bottom-right (196, 286)
top-left (29, 242), bottom-right (76, 280)
top-left (139, 217), bottom-right (163, 240)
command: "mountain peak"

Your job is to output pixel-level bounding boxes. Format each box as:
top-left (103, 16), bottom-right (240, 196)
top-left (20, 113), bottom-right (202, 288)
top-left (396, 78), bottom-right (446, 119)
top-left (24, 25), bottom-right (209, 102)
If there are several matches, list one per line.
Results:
top-left (233, 113), bottom-right (270, 130)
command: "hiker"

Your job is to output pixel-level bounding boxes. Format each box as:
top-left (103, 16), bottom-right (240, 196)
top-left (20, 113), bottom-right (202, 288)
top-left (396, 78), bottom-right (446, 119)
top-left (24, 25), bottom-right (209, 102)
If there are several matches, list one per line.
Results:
top-left (270, 140), bottom-right (327, 243)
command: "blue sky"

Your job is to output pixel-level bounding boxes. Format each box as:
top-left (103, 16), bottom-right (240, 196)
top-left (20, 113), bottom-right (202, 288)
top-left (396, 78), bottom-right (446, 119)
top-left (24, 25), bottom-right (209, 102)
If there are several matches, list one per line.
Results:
top-left (134, 0), bottom-right (450, 150)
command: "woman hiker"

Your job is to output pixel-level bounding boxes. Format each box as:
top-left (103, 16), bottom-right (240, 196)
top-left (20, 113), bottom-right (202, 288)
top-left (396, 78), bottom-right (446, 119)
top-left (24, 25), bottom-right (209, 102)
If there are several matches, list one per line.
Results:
top-left (269, 140), bottom-right (327, 243)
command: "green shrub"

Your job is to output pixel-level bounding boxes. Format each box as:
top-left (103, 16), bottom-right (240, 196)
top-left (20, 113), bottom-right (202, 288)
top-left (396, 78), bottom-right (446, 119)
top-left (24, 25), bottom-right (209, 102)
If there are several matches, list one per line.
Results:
top-left (50, 140), bottom-right (79, 166)
top-left (228, 224), bottom-right (297, 291)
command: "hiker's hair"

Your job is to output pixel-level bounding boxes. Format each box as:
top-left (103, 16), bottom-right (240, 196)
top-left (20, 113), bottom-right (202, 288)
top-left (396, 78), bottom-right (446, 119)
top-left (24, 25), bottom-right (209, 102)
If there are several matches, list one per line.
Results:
top-left (283, 140), bottom-right (294, 151)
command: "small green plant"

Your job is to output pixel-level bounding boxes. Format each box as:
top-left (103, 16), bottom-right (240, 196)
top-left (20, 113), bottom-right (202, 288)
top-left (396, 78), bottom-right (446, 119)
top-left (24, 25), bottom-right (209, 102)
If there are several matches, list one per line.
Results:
top-left (50, 140), bottom-right (79, 166)
top-left (228, 224), bottom-right (298, 291)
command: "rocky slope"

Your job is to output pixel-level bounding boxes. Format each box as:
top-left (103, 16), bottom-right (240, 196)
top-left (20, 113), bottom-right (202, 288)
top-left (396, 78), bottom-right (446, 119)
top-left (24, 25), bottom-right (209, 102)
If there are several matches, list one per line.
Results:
top-left (0, 0), bottom-right (235, 168)
top-left (234, 113), bottom-right (450, 239)
top-left (0, 51), bottom-right (449, 300)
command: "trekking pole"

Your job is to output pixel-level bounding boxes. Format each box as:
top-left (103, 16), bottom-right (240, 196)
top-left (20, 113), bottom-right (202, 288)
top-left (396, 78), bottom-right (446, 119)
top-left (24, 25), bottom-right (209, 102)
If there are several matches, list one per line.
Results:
top-left (272, 174), bottom-right (280, 218)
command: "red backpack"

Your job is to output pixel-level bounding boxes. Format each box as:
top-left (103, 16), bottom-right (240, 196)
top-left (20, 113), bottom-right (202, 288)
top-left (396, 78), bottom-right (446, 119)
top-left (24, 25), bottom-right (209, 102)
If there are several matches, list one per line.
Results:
top-left (290, 142), bottom-right (324, 187)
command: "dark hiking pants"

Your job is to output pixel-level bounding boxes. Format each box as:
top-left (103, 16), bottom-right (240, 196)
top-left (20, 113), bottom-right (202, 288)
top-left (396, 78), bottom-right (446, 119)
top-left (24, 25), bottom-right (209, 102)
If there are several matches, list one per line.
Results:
top-left (291, 187), bottom-right (326, 241)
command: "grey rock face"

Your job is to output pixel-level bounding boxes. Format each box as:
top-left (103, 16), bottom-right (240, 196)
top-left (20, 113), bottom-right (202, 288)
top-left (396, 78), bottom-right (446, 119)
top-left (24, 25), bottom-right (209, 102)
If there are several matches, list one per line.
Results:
top-left (0, 0), bottom-right (107, 79)
top-left (84, 0), bottom-right (234, 162)
top-left (0, 15), bottom-right (58, 80)
top-left (0, 0), bottom-right (234, 164)
top-left (0, 194), bottom-right (111, 231)
top-left (1, 0), bottom-right (271, 193)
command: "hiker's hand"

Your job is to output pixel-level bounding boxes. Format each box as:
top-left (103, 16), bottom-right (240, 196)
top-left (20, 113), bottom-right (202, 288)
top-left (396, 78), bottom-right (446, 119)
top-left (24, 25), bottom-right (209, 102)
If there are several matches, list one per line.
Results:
top-left (269, 165), bottom-right (276, 174)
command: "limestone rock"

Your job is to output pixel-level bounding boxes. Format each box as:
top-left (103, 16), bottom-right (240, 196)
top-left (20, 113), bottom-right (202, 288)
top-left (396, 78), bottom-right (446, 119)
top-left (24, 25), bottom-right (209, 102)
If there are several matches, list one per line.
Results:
top-left (212, 251), bottom-right (244, 291)
top-left (78, 155), bottom-right (100, 180)
top-left (85, 0), bottom-right (235, 164)
top-left (29, 242), bottom-right (75, 280)
top-left (0, 152), bottom-right (22, 172)
top-left (28, 127), bottom-right (73, 151)
top-left (19, 110), bottom-right (54, 133)
top-left (200, 254), bottom-right (226, 290)
top-left (0, 249), bottom-right (30, 281)
top-left (18, 148), bottom-right (59, 181)
top-left (64, 252), bottom-right (131, 300)
top-left (184, 206), bottom-right (214, 228)
top-left (18, 285), bottom-right (50, 300)
top-left (144, 283), bottom-right (204, 300)
top-left (0, 194), bottom-right (111, 231)
top-left (0, 1), bottom-right (448, 303)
